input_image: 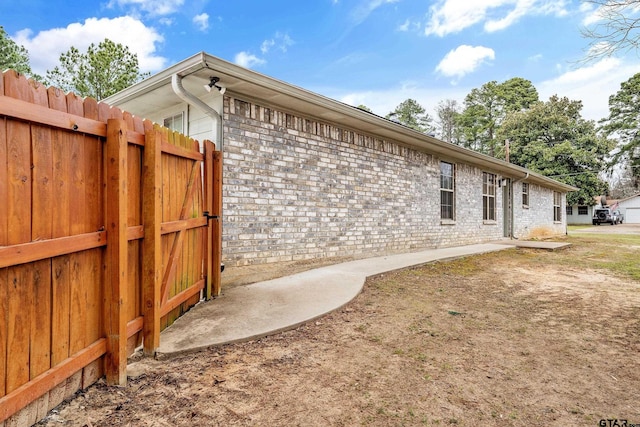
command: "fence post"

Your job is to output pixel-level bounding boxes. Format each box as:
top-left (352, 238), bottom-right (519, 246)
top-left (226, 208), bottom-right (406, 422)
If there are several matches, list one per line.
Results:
top-left (104, 119), bottom-right (128, 385)
top-left (204, 141), bottom-right (213, 300)
top-left (142, 127), bottom-right (162, 354)
top-left (212, 149), bottom-right (223, 297)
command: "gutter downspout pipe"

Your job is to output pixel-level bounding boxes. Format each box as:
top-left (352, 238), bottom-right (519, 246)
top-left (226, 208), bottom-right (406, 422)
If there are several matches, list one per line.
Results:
top-left (171, 73), bottom-right (224, 151)
top-left (510, 172), bottom-right (530, 239)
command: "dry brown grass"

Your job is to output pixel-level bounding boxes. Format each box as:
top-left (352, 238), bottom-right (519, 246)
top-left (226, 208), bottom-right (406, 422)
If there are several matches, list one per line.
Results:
top-left (37, 233), bottom-right (640, 426)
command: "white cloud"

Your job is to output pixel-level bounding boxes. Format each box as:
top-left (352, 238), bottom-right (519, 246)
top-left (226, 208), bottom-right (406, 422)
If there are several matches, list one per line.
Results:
top-left (261, 32), bottom-right (294, 54)
top-left (260, 39), bottom-right (275, 54)
top-left (351, 0), bottom-right (400, 25)
top-left (528, 53), bottom-right (543, 62)
top-left (193, 13), bottom-right (209, 31)
top-left (425, 0), bottom-right (569, 37)
top-left (397, 18), bottom-right (421, 32)
top-left (13, 16), bottom-right (166, 76)
top-left (435, 45), bottom-right (495, 81)
top-left (234, 51), bottom-right (266, 68)
top-left (581, 3), bottom-right (604, 26)
top-left (537, 57), bottom-right (639, 121)
top-left (107, 0), bottom-right (185, 17)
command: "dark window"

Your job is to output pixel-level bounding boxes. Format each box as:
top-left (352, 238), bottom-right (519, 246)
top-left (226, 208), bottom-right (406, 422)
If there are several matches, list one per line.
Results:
top-left (483, 172), bottom-right (496, 221)
top-left (566, 206), bottom-right (573, 216)
top-left (578, 206), bottom-right (588, 215)
top-left (440, 162), bottom-right (455, 220)
top-left (522, 183), bottom-right (529, 206)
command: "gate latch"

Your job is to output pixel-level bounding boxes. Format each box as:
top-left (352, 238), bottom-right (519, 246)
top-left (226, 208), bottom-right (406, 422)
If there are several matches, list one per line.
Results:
top-left (203, 211), bottom-right (219, 222)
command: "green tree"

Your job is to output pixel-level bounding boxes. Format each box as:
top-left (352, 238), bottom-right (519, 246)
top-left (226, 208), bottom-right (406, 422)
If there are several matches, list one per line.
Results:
top-left (46, 39), bottom-right (148, 100)
top-left (356, 104), bottom-right (372, 113)
top-left (599, 72), bottom-right (640, 185)
top-left (386, 99), bottom-right (435, 134)
top-left (435, 99), bottom-right (461, 144)
top-left (0, 26), bottom-right (40, 79)
top-left (457, 78), bottom-right (539, 156)
top-left (497, 95), bottom-right (613, 205)
top-left (580, 0), bottom-right (640, 62)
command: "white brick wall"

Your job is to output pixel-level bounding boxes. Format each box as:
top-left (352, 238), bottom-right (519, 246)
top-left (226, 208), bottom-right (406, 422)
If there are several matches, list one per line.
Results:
top-left (220, 97), bottom-right (564, 267)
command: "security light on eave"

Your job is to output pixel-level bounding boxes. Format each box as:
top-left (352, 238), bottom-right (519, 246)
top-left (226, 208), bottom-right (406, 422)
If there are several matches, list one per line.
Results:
top-left (204, 76), bottom-right (226, 94)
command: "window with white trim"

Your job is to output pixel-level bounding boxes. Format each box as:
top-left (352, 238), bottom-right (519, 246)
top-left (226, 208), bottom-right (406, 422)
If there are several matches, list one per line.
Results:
top-left (163, 112), bottom-right (184, 133)
top-left (440, 162), bottom-right (455, 221)
top-left (578, 206), bottom-right (588, 215)
top-left (483, 172), bottom-right (496, 221)
top-left (522, 182), bottom-right (529, 207)
top-left (554, 192), bottom-right (562, 222)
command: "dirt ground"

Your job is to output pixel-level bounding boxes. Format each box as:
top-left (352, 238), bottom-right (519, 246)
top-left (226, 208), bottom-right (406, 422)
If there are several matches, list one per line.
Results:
top-left (36, 235), bottom-right (640, 427)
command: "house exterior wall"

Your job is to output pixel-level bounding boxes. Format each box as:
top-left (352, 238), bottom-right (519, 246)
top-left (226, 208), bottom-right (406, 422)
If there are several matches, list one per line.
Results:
top-left (220, 97), bottom-right (513, 267)
top-left (136, 93), bottom-right (568, 267)
top-left (512, 181), bottom-right (567, 238)
top-left (566, 205), bottom-right (594, 225)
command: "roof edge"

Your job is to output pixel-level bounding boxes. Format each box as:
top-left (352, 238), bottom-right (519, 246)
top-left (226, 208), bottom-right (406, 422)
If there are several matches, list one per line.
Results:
top-left (105, 52), bottom-right (578, 193)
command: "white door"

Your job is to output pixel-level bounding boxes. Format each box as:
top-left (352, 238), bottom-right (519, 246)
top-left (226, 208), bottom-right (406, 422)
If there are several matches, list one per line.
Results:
top-left (626, 207), bottom-right (640, 223)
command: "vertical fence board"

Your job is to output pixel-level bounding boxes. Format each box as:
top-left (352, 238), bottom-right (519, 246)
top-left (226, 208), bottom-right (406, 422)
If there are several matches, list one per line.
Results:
top-left (187, 138), bottom-right (203, 309)
top-left (177, 134), bottom-right (188, 314)
top-left (49, 87), bottom-right (71, 371)
top-left (0, 101), bottom-right (8, 399)
top-left (82, 99), bottom-right (104, 387)
top-left (66, 93), bottom-right (87, 395)
top-left (142, 127), bottom-right (162, 354)
top-left (66, 93), bottom-right (89, 366)
top-left (160, 128), bottom-right (171, 330)
top-left (104, 119), bottom-right (128, 386)
top-left (4, 73), bottom-right (33, 397)
top-left (167, 131), bottom-right (179, 325)
top-left (29, 82), bottom-right (53, 389)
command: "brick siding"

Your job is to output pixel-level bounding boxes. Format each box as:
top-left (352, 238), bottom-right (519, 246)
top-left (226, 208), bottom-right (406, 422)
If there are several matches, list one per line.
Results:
top-left (221, 97), bottom-right (561, 267)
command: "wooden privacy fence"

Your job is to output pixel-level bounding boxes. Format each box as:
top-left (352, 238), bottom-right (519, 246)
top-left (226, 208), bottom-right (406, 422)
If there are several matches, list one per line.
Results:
top-left (0, 70), bottom-right (223, 424)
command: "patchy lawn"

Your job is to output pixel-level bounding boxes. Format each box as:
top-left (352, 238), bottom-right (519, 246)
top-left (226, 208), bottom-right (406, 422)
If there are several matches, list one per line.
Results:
top-left (38, 233), bottom-right (640, 426)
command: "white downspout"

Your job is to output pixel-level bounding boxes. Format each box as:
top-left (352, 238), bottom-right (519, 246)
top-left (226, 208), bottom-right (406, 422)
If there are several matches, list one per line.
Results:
top-left (510, 172), bottom-right (529, 239)
top-left (171, 73), bottom-right (224, 151)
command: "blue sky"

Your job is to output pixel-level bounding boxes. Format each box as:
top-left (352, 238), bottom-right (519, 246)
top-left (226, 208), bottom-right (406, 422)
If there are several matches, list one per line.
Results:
top-left (2, 0), bottom-right (639, 122)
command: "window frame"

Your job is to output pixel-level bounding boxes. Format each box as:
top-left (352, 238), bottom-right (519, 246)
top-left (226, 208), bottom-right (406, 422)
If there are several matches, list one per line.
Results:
top-left (440, 161), bottom-right (455, 222)
top-left (482, 172), bottom-right (496, 222)
top-left (578, 206), bottom-right (588, 215)
top-left (163, 112), bottom-right (185, 133)
top-left (522, 182), bottom-right (529, 207)
top-left (566, 205), bottom-right (573, 216)
top-left (554, 192), bottom-right (562, 222)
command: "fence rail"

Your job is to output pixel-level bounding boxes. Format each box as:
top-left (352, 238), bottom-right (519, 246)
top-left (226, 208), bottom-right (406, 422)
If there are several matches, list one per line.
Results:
top-left (0, 70), bottom-right (222, 425)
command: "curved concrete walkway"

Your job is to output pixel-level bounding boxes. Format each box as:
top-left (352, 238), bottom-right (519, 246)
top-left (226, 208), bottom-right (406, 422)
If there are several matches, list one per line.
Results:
top-left (155, 243), bottom-right (527, 358)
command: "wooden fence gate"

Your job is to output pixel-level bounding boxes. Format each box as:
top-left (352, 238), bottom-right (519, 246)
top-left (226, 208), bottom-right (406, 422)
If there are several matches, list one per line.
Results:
top-left (0, 70), bottom-right (223, 425)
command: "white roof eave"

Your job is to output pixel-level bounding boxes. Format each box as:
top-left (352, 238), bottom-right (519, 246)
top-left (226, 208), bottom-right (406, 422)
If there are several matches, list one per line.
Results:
top-left (105, 52), bottom-right (577, 193)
